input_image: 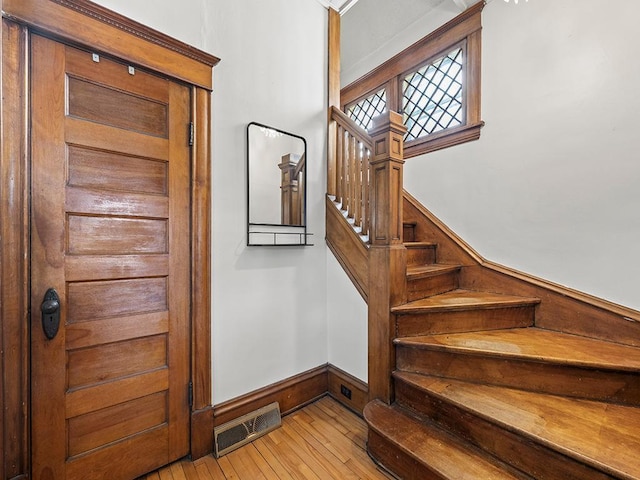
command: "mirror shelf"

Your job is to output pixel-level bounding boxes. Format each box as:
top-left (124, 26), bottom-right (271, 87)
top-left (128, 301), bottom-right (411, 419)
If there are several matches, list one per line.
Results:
top-left (248, 224), bottom-right (313, 247)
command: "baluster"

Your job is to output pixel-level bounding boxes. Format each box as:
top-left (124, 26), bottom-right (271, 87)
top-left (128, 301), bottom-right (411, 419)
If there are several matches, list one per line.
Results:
top-left (348, 133), bottom-right (357, 220)
top-left (354, 140), bottom-right (362, 227)
top-left (362, 147), bottom-right (371, 238)
top-left (335, 125), bottom-right (344, 205)
top-left (341, 131), bottom-right (349, 212)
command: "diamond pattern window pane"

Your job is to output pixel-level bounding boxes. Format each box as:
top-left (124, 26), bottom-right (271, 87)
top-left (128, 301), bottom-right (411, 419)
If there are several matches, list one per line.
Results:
top-left (402, 47), bottom-right (464, 141)
top-left (346, 88), bottom-right (387, 131)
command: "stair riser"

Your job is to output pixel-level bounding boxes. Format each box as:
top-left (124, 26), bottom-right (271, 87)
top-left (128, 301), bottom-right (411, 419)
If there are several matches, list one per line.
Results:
top-left (396, 307), bottom-right (535, 337)
top-left (368, 430), bottom-right (448, 480)
top-left (406, 247), bottom-right (436, 266)
top-left (407, 271), bottom-right (459, 300)
top-left (396, 349), bottom-right (640, 407)
top-left (403, 224), bottom-right (417, 243)
top-left (394, 379), bottom-right (614, 480)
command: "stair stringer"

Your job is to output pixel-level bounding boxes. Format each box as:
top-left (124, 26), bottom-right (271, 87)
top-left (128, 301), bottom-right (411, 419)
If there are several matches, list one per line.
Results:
top-left (403, 190), bottom-right (640, 347)
top-left (326, 195), bottom-right (369, 301)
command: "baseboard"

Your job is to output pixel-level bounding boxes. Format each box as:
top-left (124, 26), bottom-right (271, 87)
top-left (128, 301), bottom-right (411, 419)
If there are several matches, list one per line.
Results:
top-left (191, 406), bottom-right (214, 460)
top-left (213, 364), bottom-right (329, 427)
top-left (327, 364), bottom-right (369, 416)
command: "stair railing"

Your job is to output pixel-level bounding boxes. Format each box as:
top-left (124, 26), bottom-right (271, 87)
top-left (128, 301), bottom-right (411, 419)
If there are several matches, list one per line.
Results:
top-left (329, 106), bottom-right (373, 240)
top-left (328, 106), bottom-right (408, 403)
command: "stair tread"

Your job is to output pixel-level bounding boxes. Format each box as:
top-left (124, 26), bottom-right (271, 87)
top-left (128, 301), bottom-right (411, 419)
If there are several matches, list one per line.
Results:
top-left (395, 371), bottom-right (640, 479)
top-left (364, 400), bottom-right (526, 480)
top-left (392, 289), bottom-right (540, 314)
top-left (406, 264), bottom-right (460, 278)
top-left (395, 327), bottom-right (640, 371)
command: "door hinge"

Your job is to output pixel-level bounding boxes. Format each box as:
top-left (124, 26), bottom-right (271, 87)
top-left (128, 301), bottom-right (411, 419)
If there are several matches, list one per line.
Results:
top-left (188, 122), bottom-right (194, 147)
top-left (188, 381), bottom-right (194, 408)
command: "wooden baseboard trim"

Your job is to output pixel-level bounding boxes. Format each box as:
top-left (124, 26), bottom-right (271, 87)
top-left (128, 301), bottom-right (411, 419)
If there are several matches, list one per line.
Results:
top-left (190, 406), bottom-right (214, 460)
top-left (403, 188), bottom-right (640, 321)
top-left (403, 189), bottom-right (640, 346)
top-left (213, 364), bottom-right (329, 427)
top-left (327, 364), bottom-right (369, 416)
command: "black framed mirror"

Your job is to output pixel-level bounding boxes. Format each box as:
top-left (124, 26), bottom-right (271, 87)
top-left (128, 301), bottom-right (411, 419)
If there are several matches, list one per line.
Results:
top-left (247, 122), bottom-right (311, 246)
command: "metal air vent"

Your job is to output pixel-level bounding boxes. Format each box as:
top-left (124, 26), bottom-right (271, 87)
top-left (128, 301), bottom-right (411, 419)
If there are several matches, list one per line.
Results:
top-left (214, 402), bottom-right (281, 457)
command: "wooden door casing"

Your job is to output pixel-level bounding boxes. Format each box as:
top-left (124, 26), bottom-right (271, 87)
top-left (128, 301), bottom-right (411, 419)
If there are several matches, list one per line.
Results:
top-left (30, 35), bottom-right (191, 480)
top-left (1, 1), bottom-right (216, 476)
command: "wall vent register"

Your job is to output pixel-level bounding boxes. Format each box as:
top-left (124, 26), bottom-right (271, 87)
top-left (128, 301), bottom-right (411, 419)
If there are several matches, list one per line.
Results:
top-left (213, 402), bottom-right (282, 457)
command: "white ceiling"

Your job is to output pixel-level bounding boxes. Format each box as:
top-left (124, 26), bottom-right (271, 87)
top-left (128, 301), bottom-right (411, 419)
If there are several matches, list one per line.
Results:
top-left (315, 0), bottom-right (474, 15)
top-left (314, 0), bottom-right (359, 15)
top-left (340, 0), bottom-right (478, 85)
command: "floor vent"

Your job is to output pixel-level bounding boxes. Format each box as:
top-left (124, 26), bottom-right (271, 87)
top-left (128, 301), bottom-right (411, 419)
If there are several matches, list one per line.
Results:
top-left (214, 402), bottom-right (281, 457)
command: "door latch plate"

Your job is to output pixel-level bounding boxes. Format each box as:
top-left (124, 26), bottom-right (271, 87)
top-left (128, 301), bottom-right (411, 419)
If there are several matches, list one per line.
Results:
top-left (41, 288), bottom-right (61, 340)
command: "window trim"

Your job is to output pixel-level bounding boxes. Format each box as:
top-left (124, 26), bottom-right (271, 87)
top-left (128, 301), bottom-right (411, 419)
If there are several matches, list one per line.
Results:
top-left (341, 0), bottom-right (485, 158)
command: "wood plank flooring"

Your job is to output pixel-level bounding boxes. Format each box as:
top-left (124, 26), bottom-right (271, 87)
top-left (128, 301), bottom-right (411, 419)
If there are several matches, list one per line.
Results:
top-left (139, 396), bottom-right (394, 479)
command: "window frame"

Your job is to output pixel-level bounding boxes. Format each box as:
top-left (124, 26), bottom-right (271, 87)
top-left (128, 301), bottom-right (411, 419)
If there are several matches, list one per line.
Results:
top-left (341, 1), bottom-right (484, 158)
top-left (401, 40), bottom-right (467, 143)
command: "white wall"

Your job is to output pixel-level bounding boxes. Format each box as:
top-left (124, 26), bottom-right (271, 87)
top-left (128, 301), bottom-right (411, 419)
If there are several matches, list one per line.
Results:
top-left (88, 0), bottom-right (208, 50)
top-left (92, 0), bottom-right (330, 403)
top-left (326, 254), bottom-right (368, 381)
top-left (340, 0), bottom-right (640, 312)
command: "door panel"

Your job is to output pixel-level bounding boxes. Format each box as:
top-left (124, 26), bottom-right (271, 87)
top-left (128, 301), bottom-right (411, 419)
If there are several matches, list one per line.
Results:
top-left (67, 392), bottom-right (167, 457)
top-left (67, 146), bottom-right (168, 194)
top-left (31, 34), bottom-right (191, 480)
top-left (67, 77), bottom-right (169, 137)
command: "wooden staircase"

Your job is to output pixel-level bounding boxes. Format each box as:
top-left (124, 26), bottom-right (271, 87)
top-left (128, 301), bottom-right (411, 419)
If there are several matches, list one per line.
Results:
top-left (364, 217), bottom-right (640, 480)
top-left (325, 107), bottom-right (640, 479)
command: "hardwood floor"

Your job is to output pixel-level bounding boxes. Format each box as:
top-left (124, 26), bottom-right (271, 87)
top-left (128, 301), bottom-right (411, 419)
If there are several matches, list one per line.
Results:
top-left (140, 396), bottom-right (394, 479)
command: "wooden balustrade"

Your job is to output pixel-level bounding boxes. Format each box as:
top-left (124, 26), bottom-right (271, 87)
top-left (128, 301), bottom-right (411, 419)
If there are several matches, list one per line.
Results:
top-left (330, 106), bottom-right (374, 240)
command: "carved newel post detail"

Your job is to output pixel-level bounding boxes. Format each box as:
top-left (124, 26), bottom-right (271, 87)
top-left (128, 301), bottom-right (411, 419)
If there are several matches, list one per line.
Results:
top-left (279, 153), bottom-right (302, 225)
top-left (367, 111), bottom-right (407, 403)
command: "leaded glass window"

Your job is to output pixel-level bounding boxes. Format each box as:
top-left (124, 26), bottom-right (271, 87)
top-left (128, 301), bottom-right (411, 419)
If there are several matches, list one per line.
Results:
top-left (340, 3), bottom-right (483, 157)
top-left (346, 88), bottom-right (387, 131)
top-left (403, 47), bottom-right (464, 141)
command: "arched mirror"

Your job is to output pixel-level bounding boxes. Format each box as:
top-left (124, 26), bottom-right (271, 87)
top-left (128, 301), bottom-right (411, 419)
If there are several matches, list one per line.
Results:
top-left (247, 122), bottom-right (311, 246)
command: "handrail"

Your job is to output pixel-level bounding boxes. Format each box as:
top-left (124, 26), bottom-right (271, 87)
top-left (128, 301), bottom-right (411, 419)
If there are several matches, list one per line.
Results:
top-left (293, 152), bottom-right (305, 179)
top-left (331, 106), bottom-right (374, 150)
top-left (329, 106), bottom-right (374, 241)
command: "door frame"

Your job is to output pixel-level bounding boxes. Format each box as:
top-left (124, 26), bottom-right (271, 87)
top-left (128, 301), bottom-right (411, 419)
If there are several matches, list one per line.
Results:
top-left (0, 1), bottom-right (219, 477)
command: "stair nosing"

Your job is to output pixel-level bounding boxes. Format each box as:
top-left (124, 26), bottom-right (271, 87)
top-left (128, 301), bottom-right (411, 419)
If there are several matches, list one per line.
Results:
top-left (403, 241), bottom-right (437, 249)
top-left (392, 289), bottom-right (541, 314)
top-left (406, 264), bottom-right (461, 279)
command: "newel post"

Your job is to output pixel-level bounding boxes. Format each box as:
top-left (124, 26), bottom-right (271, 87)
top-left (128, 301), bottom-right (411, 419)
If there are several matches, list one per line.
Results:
top-left (279, 153), bottom-right (301, 225)
top-left (367, 111), bottom-right (407, 403)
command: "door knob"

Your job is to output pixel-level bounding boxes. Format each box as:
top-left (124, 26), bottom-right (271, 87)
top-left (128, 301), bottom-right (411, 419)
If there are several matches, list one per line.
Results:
top-left (41, 288), bottom-right (61, 340)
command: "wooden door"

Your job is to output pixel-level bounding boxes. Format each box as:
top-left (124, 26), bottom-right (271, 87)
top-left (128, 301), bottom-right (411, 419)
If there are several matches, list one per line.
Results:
top-left (30, 34), bottom-right (192, 480)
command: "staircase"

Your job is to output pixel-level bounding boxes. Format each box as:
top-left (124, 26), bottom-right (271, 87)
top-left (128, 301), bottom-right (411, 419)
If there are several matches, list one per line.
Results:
top-left (326, 108), bottom-right (640, 479)
top-left (363, 210), bottom-right (640, 480)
